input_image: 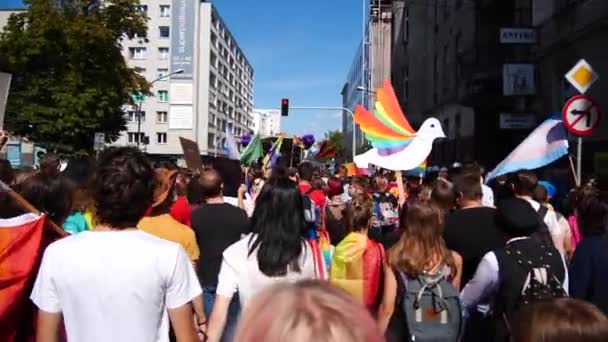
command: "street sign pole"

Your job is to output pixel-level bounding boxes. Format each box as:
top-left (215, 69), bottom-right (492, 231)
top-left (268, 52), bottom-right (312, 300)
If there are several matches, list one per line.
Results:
top-left (576, 137), bottom-right (582, 186)
top-left (564, 59), bottom-right (600, 185)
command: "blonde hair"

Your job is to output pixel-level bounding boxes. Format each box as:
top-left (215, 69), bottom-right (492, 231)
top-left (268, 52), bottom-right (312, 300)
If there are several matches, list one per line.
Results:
top-left (234, 280), bottom-right (384, 342)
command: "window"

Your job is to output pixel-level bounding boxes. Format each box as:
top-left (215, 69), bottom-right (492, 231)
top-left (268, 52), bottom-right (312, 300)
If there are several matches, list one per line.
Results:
top-left (403, 68), bottom-right (409, 101)
top-left (443, 44), bottom-right (449, 93)
top-left (159, 26), bottom-right (170, 38)
top-left (157, 132), bottom-right (167, 144)
top-left (211, 32), bottom-right (217, 47)
top-left (402, 6), bottom-right (409, 43)
top-left (129, 47), bottom-right (147, 60)
top-left (160, 5), bottom-right (170, 17)
top-left (209, 93), bottom-right (217, 107)
top-left (454, 33), bottom-right (462, 89)
top-left (158, 90), bottom-right (168, 102)
top-left (127, 111), bottom-right (145, 122)
top-left (210, 73), bottom-right (217, 88)
top-left (208, 133), bottom-right (215, 148)
top-left (210, 51), bottom-right (217, 68)
top-left (211, 13), bottom-right (218, 28)
top-left (159, 47), bottom-right (169, 60)
top-left (210, 113), bottom-right (216, 127)
top-left (157, 68), bottom-right (169, 79)
top-left (156, 111), bottom-right (168, 123)
top-left (135, 5), bottom-right (148, 15)
top-left (127, 132), bottom-right (145, 144)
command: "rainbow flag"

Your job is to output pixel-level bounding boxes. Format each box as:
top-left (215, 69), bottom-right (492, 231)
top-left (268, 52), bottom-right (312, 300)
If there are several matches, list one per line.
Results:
top-left (404, 160), bottom-right (427, 176)
top-left (329, 232), bottom-right (385, 309)
top-left (353, 80), bottom-right (416, 155)
top-left (0, 213), bottom-right (47, 341)
top-left (344, 163), bottom-right (374, 177)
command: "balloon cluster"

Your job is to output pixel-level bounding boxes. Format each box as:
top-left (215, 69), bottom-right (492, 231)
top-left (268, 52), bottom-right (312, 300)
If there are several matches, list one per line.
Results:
top-left (240, 133), bottom-right (251, 147)
top-left (302, 134), bottom-right (315, 150)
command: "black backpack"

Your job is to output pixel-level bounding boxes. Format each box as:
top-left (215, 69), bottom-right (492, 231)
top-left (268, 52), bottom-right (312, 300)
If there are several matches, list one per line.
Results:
top-left (502, 243), bottom-right (567, 330)
top-left (533, 206), bottom-right (555, 248)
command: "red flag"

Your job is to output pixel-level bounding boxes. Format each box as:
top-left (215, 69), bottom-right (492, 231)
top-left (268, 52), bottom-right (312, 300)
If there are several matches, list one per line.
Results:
top-left (0, 213), bottom-right (46, 342)
top-left (315, 141), bottom-right (338, 159)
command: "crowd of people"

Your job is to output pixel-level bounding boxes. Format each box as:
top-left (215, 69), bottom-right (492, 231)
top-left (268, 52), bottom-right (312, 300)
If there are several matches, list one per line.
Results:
top-left (1, 146), bottom-right (608, 342)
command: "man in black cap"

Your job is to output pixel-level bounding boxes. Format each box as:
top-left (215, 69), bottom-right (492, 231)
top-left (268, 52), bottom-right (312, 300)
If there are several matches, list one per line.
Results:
top-left (460, 198), bottom-right (568, 342)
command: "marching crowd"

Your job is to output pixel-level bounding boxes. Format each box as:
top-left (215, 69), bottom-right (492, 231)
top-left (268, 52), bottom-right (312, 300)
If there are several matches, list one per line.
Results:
top-left (1, 146), bottom-right (608, 342)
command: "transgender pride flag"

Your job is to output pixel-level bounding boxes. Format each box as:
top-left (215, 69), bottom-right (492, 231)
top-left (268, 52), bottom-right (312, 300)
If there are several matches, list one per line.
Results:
top-left (486, 114), bottom-right (569, 182)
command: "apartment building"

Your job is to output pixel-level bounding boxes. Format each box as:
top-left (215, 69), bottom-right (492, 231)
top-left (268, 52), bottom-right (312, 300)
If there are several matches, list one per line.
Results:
top-left (251, 109), bottom-right (281, 137)
top-left (118, 0), bottom-right (255, 157)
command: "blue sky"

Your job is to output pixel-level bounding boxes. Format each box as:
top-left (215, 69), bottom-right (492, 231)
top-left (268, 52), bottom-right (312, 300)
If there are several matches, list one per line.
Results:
top-left (3, 0), bottom-right (363, 139)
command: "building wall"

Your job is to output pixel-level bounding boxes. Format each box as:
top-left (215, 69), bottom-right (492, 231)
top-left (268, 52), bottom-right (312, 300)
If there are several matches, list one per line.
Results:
top-left (115, 1), bottom-right (254, 157)
top-left (342, 42), bottom-right (369, 159)
top-left (533, 0), bottom-right (608, 174)
top-left (251, 109), bottom-right (281, 137)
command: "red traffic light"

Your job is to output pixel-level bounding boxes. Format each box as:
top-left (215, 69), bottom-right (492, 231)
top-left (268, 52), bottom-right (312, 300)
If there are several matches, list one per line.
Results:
top-left (281, 98), bottom-right (289, 116)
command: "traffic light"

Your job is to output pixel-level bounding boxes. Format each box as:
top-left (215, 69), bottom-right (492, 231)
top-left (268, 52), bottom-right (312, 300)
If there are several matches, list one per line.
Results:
top-left (281, 98), bottom-right (289, 116)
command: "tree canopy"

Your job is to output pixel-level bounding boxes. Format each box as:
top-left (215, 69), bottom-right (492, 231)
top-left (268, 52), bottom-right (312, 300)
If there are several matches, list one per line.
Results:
top-left (0, 0), bottom-right (149, 156)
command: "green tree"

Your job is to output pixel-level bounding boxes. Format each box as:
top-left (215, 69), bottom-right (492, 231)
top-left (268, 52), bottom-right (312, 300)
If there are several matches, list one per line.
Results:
top-left (324, 129), bottom-right (346, 162)
top-left (0, 0), bottom-right (149, 156)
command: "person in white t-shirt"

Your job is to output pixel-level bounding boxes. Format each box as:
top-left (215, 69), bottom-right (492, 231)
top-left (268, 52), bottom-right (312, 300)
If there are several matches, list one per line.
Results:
top-left (205, 175), bottom-right (319, 342)
top-left (30, 147), bottom-right (203, 342)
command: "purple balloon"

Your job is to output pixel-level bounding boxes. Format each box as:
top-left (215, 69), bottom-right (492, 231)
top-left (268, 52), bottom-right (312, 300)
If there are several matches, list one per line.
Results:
top-left (302, 134), bottom-right (315, 149)
top-left (240, 133), bottom-right (251, 147)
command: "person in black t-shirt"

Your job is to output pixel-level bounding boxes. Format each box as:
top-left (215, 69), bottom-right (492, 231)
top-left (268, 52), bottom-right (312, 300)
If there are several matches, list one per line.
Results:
top-left (444, 173), bottom-right (505, 342)
top-left (191, 168), bottom-right (249, 342)
top-left (444, 173), bottom-right (505, 286)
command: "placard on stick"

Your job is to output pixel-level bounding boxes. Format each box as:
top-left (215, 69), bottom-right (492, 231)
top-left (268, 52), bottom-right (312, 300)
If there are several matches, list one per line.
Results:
top-left (179, 137), bottom-right (203, 172)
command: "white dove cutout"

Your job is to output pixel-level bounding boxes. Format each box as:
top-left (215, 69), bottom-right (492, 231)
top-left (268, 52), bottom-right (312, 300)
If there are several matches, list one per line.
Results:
top-left (352, 81), bottom-right (446, 171)
top-left (354, 118), bottom-right (446, 171)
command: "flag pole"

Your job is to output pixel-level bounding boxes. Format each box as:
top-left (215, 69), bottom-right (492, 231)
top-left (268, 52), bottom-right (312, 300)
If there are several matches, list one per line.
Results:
top-left (568, 154), bottom-right (579, 186)
top-left (0, 179), bottom-right (67, 237)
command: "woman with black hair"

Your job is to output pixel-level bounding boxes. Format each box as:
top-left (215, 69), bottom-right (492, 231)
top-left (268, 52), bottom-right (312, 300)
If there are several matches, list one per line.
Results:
top-left (205, 176), bottom-right (319, 342)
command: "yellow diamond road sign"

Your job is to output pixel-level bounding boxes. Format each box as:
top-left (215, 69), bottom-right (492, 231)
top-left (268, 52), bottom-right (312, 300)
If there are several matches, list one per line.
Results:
top-left (565, 59), bottom-right (598, 94)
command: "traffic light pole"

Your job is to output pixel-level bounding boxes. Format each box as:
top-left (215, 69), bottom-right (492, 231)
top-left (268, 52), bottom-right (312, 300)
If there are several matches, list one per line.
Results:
top-left (288, 106), bottom-right (357, 160)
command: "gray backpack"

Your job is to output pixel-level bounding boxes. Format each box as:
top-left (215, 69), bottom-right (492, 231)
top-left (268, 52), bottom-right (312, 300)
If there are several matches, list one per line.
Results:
top-left (399, 266), bottom-right (463, 342)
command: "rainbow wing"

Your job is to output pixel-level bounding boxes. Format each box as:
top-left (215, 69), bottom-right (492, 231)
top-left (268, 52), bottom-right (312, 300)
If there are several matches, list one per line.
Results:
top-left (353, 81), bottom-right (415, 156)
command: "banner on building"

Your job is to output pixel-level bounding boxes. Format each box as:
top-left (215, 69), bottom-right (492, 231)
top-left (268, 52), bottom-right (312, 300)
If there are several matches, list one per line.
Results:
top-left (169, 106), bottom-right (193, 129)
top-left (503, 64), bottom-right (536, 96)
top-left (170, 0), bottom-right (195, 79)
top-left (169, 83), bottom-right (193, 104)
top-left (0, 72), bottom-right (12, 130)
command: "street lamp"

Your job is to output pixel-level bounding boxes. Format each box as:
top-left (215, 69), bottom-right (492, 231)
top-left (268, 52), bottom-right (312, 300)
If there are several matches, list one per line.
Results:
top-left (136, 68), bottom-right (184, 149)
top-left (356, 86), bottom-right (377, 95)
